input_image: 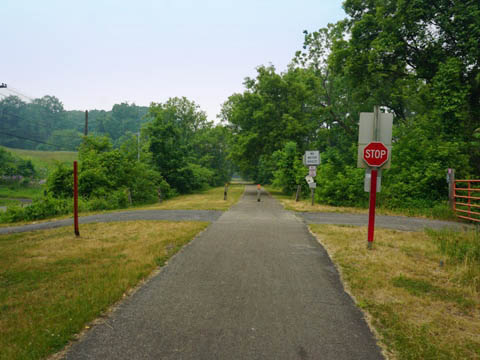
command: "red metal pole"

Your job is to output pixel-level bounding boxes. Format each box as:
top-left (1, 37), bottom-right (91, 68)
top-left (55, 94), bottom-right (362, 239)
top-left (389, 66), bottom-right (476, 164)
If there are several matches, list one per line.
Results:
top-left (74, 161), bottom-right (79, 236)
top-left (367, 168), bottom-right (378, 249)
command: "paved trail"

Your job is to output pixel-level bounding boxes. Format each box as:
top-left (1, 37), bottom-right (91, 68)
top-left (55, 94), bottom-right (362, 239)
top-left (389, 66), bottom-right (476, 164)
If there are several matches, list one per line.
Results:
top-left (64, 186), bottom-right (383, 360)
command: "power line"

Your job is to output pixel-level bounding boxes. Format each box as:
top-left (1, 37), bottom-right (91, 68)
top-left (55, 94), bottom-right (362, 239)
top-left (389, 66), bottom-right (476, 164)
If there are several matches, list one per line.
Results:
top-left (0, 110), bottom-right (59, 132)
top-left (7, 87), bottom-right (34, 102)
top-left (0, 129), bottom-right (69, 150)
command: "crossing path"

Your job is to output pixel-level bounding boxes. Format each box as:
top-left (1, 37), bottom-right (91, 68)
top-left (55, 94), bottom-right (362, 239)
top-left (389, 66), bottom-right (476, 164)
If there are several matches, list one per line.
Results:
top-left (63, 185), bottom-right (384, 360)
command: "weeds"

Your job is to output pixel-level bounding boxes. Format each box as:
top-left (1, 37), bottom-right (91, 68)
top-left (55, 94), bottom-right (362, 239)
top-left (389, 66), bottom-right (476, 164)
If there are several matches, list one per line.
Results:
top-left (426, 228), bottom-right (480, 292)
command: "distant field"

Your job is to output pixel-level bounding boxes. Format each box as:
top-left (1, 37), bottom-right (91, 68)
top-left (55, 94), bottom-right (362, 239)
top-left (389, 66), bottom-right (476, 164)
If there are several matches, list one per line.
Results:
top-left (2, 146), bottom-right (78, 177)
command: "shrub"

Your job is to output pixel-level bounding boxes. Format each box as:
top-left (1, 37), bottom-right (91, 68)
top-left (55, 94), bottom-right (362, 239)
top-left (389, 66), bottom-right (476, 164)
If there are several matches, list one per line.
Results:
top-left (46, 163), bottom-right (73, 198)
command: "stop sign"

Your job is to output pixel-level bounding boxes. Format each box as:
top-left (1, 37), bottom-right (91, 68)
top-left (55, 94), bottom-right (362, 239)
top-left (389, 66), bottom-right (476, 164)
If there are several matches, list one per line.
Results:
top-left (363, 142), bottom-right (389, 167)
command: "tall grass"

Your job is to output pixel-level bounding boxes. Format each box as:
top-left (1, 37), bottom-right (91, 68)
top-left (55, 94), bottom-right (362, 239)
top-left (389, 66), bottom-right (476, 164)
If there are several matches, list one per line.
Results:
top-left (426, 228), bottom-right (480, 291)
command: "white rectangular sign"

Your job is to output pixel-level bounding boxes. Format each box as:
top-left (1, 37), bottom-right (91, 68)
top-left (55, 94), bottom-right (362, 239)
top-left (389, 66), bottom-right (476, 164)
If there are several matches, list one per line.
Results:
top-left (304, 151), bottom-right (320, 166)
top-left (357, 111), bottom-right (393, 169)
top-left (364, 168), bottom-right (381, 192)
top-left (309, 182), bottom-right (317, 189)
top-left (305, 175), bottom-right (314, 184)
top-left (309, 166), bottom-right (317, 177)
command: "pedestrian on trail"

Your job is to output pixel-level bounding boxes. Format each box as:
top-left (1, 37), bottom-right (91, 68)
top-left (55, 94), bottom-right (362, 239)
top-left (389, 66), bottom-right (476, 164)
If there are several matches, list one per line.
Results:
top-left (257, 184), bottom-right (261, 202)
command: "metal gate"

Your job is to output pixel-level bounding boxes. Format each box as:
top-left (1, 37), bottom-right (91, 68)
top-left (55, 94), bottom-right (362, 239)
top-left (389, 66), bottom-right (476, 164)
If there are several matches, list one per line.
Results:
top-left (454, 180), bottom-right (480, 222)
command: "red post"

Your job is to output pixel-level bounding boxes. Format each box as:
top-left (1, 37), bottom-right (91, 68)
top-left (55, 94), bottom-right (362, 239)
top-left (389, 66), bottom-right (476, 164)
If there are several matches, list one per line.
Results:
top-left (74, 161), bottom-right (79, 236)
top-left (367, 168), bottom-right (378, 249)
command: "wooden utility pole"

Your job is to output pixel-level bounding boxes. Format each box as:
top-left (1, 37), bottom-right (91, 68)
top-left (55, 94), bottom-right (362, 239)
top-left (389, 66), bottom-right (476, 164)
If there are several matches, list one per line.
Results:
top-left (84, 110), bottom-right (89, 136)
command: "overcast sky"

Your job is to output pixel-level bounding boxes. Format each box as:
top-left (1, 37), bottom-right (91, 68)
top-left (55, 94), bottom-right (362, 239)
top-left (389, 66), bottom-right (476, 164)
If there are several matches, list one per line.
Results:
top-left (1, 0), bottom-right (346, 121)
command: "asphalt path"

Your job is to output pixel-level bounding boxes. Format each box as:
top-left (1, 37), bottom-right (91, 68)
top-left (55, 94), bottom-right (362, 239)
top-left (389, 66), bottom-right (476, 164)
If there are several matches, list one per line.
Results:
top-left (63, 186), bottom-right (383, 360)
top-left (0, 209), bottom-right (222, 235)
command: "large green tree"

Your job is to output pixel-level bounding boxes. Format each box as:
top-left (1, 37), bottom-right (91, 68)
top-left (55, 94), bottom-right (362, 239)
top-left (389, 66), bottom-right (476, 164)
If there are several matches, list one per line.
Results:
top-left (145, 97), bottom-right (230, 193)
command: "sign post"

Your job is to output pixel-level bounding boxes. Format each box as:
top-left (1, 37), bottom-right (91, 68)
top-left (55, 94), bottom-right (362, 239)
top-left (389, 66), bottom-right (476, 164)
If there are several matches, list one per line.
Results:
top-left (367, 169), bottom-right (378, 247)
top-left (304, 151), bottom-right (320, 206)
top-left (358, 106), bottom-right (393, 249)
top-left (73, 161), bottom-right (79, 237)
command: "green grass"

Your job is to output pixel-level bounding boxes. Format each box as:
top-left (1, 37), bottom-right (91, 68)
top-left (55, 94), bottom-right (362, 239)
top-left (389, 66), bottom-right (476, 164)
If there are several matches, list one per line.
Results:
top-left (309, 224), bottom-right (480, 359)
top-left (0, 185), bottom-right (245, 227)
top-left (141, 184), bottom-right (245, 211)
top-left (0, 183), bottom-right (44, 200)
top-left (392, 275), bottom-right (476, 310)
top-left (426, 228), bottom-right (480, 292)
top-left (427, 228), bottom-right (480, 264)
top-left (1, 146), bottom-right (77, 178)
top-left (0, 221), bottom-right (209, 360)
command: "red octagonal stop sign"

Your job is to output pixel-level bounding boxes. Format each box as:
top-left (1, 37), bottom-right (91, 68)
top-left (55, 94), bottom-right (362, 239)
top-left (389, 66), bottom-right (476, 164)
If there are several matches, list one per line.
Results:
top-left (363, 142), bottom-right (389, 167)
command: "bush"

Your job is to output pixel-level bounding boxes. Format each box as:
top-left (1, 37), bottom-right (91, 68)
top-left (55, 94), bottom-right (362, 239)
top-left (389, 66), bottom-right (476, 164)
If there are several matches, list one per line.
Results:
top-left (379, 121), bottom-right (471, 208)
top-left (271, 142), bottom-right (307, 195)
top-left (314, 146), bottom-right (367, 207)
top-left (47, 163), bottom-right (73, 198)
top-left (0, 196), bottom-right (71, 223)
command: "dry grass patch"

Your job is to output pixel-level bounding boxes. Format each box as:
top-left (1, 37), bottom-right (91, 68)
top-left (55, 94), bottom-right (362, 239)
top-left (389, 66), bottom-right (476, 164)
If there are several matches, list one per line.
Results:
top-left (282, 198), bottom-right (368, 214)
top-left (142, 184), bottom-right (245, 211)
top-left (0, 220), bottom-right (208, 360)
top-left (309, 224), bottom-right (480, 360)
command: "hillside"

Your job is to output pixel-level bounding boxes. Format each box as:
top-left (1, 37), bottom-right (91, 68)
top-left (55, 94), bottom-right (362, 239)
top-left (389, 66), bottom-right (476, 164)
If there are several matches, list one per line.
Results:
top-left (1, 146), bottom-right (77, 178)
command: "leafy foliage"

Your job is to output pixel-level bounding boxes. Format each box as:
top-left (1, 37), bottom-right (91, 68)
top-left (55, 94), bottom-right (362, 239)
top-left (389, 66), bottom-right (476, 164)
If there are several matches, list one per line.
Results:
top-left (145, 97), bottom-right (231, 193)
top-left (0, 97), bottom-right (149, 151)
top-left (222, 0), bottom-right (480, 209)
top-left (0, 147), bottom-right (36, 179)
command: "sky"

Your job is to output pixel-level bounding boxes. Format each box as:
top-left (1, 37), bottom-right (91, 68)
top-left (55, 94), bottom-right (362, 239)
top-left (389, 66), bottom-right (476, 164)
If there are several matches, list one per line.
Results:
top-left (1, 0), bottom-right (346, 122)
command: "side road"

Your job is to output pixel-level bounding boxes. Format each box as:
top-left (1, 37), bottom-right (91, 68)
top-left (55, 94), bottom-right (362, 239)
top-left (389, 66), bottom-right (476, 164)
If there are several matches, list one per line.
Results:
top-left (299, 211), bottom-right (469, 232)
top-left (63, 185), bottom-right (383, 359)
top-left (0, 206), bottom-right (467, 235)
top-left (0, 210), bottom-right (222, 235)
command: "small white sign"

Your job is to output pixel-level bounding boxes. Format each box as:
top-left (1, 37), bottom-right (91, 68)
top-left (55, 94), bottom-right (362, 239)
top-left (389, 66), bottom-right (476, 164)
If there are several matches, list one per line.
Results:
top-left (309, 168), bottom-right (317, 177)
top-left (305, 176), bottom-right (314, 184)
top-left (364, 168), bottom-right (381, 192)
top-left (309, 182), bottom-right (317, 189)
top-left (304, 151), bottom-right (320, 166)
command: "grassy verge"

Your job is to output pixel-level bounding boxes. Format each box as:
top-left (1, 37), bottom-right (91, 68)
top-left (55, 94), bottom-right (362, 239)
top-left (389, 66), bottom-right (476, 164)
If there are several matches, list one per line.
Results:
top-left (0, 185), bottom-right (245, 228)
top-left (266, 186), bottom-right (456, 220)
top-left (0, 184), bottom-right (44, 200)
top-left (0, 220), bottom-right (208, 360)
top-left (309, 224), bottom-right (480, 359)
top-left (141, 184), bottom-right (245, 211)
top-left (2, 146), bottom-right (77, 178)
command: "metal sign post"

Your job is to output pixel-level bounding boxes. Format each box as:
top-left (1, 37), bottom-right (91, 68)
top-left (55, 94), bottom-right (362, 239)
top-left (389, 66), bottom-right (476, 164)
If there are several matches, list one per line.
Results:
top-left (367, 169), bottom-right (378, 249)
top-left (358, 106), bottom-right (393, 249)
top-left (304, 151), bottom-right (320, 206)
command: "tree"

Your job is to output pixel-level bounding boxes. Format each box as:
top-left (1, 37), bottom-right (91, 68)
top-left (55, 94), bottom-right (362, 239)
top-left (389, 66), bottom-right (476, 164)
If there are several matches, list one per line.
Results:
top-left (144, 97), bottom-right (221, 193)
